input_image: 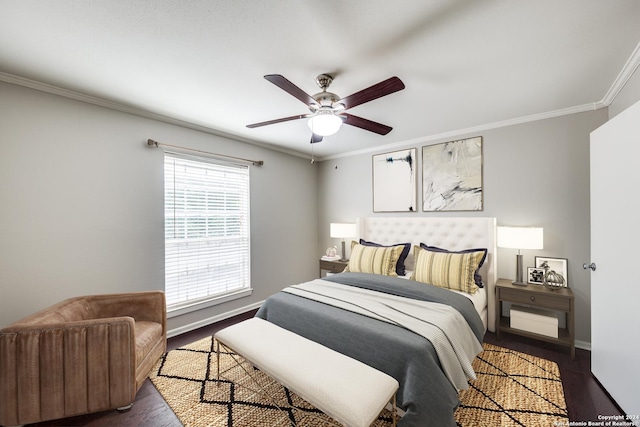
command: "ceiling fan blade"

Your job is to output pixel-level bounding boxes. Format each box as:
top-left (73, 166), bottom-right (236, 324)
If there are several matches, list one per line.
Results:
top-left (338, 76), bottom-right (405, 110)
top-left (310, 133), bottom-right (323, 144)
top-left (264, 74), bottom-right (317, 106)
top-left (340, 113), bottom-right (393, 135)
top-left (246, 114), bottom-right (309, 128)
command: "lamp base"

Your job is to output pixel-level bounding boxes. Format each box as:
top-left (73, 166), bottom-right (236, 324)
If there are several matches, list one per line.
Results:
top-left (339, 240), bottom-right (348, 262)
top-left (513, 254), bottom-right (527, 286)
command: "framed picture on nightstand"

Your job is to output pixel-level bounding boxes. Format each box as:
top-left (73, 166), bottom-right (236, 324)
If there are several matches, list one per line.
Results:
top-left (535, 256), bottom-right (568, 287)
top-left (527, 267), bottom-right (545, 284)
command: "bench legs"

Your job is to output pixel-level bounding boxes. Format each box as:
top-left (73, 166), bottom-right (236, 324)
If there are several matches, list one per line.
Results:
top-left (215, 339), bottom-right (220, 380)
top-left (216, 340), bottom-right (294, 420)
top-left (391, 395), bottom-right (398, 427)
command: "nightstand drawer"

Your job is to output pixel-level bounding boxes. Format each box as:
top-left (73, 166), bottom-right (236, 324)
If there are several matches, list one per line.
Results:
top-left (319, 260), bottom-right (348, 274)
top-left (500, 288), bottom-right (571, 311)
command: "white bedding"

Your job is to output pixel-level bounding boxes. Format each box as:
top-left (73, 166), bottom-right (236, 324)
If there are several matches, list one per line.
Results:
top-left (451, 287), bottom-right (488, 330)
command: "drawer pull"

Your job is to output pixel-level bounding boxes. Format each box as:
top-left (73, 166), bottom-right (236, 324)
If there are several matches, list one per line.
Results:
top-left (530, 296), bottom-right (536, 302)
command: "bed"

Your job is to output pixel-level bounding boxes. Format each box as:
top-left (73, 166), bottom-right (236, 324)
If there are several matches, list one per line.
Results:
top-left (353, 216), bottom-right (497, 333)
top-left (255, 217), bottom-right (497, 427)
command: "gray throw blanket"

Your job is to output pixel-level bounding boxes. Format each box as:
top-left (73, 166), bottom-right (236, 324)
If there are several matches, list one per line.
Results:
top-left (283, 279), bottom-right (482, 390)
top-left (255, 272), bottom-right (485, 427)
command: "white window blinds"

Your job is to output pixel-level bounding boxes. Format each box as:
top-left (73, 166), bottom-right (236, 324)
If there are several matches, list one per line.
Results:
top-left (164, 153), bottom-right (251, 312)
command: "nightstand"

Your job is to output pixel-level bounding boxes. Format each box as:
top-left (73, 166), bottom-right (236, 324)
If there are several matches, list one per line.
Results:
top-left (319, 259), bottom-right (349, 277)
top-left (495, 278), bottom-right (575, 359)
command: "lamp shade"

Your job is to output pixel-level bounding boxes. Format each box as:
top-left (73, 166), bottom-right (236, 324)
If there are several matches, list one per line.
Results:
top-left (308, 110), bottom-right (343, 136)
top-left (330, 223), bottom-right (356, 239)
top-left (497, 226), bottom-right (543, 250)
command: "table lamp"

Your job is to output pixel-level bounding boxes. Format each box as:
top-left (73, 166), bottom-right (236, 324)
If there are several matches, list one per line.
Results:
top-left (330, 223), bottom-right (356, 262)
top-left (497, 226), bottom-right (544, 286)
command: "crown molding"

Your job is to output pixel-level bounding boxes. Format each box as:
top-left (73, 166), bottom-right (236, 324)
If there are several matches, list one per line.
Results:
top-left (601, 40), bottom-right (640, 107)
top-left (319, 102), bottom-right (600, 161)
top-left (0, 72), bottom-right (310, 161)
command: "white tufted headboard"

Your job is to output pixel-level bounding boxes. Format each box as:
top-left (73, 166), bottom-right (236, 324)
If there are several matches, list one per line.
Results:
top-left (356, 216), bottom-right (497, 333)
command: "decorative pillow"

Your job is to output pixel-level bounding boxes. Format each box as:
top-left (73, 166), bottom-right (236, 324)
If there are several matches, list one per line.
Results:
top-left (420, 244), bottom-right (487, 287)
top-left (359, 239), bottom-right (411, 276)
top-left (411, 245), bottom-right (485, 294)
top-left (344, 242), bottom-right (404, 276)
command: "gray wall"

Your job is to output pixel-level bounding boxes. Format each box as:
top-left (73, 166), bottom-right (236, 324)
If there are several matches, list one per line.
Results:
top-left (317, 109), bottom-right (608, 346)
top-left (3, 64), bottom-right (639, 345)
top-left (0, 81), bottom-right (319, 333)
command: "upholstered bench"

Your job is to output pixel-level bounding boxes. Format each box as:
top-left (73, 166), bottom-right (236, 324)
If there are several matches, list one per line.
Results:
top-left (214, 317), bottom-right (399, 427)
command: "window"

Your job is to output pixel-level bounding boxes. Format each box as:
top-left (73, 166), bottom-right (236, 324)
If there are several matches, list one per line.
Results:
top-left (164, 153), bottom-right (251, 315)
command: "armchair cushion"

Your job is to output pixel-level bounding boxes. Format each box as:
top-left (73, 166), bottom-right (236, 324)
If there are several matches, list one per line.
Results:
top-left (0, 291), bottom-right (166, 426)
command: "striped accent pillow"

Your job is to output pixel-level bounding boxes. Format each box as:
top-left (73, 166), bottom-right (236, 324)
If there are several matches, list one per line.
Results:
top-left (344, 242), bottom-right (404, 276)
top-left (411, 245), bottom-right (484, 294)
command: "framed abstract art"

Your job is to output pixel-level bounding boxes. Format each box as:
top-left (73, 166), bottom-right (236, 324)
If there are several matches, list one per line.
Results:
top-left (372, 148), bottom-right (417, 212)
top-left (422, 136), bottom-right (483, 211)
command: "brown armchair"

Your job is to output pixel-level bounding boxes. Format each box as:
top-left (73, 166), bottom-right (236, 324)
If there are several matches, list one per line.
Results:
top-left (0, 291), bottom-right (166, 426)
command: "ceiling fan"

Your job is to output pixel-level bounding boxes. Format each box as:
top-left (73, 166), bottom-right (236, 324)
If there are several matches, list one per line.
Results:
top-left (247, 74), bottom-right (405, 144)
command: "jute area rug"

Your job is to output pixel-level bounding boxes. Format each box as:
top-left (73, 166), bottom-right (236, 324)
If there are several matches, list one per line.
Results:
top-left (149, 338), bottom-right (568, 427)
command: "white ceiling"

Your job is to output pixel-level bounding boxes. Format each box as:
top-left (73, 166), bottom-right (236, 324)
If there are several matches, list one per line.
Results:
top-left (2, 1), bottom-right (640, 159)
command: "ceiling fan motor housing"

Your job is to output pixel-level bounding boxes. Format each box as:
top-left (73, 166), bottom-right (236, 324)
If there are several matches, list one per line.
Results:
top-left (310, 91), bottom-right (341, 111)
top-left (309, 74), bottom-right (344, 111)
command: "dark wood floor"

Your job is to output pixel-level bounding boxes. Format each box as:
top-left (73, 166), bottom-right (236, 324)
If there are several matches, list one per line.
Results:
top-left (29, 311), bottom-right (623, 427)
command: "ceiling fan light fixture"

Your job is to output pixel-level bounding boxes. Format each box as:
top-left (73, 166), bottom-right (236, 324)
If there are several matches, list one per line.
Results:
top-left (308, 109), bottom-right (342, 136)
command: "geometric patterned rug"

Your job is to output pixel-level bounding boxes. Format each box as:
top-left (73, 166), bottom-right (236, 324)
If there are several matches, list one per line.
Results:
top-left (455, 343), bottom-right (568, 427)
top-left (149, 338), bottom-right (568, 427)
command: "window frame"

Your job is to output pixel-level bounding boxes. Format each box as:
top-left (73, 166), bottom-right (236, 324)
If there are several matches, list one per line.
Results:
top-left (163, 151), bottom-right (252, 318)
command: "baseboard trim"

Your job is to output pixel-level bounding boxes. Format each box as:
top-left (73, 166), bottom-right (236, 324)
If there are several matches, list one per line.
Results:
top-left (167, 300), bottom-right (264, 338)
top-left (576, 339), bottom-right (591, 351)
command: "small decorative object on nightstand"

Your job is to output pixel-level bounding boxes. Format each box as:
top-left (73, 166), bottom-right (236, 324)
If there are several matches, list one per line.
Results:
top-left (495, 278), bottom-right (575, 359)
top-left (325, 246), bottom-right (338, 258)
top-left (540, 261), bottom-right (566, 291)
